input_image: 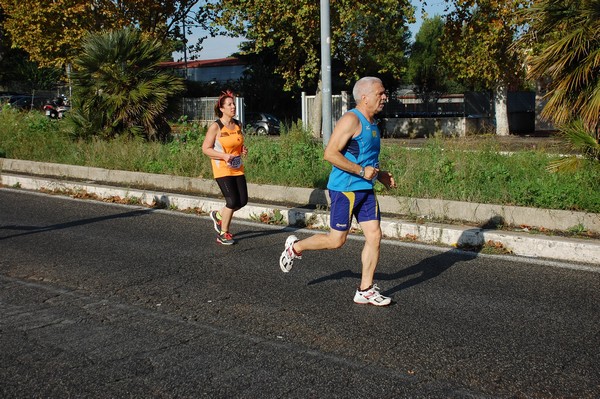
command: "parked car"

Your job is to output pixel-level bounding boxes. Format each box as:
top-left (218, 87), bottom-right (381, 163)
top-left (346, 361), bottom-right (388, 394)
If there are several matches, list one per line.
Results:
top-left (0, 94), bottom-right (31, 110)
top-left (245, 112), bottom-right (281, 135)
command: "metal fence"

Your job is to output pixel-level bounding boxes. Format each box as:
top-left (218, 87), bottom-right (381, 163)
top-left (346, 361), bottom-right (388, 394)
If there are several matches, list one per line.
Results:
top-left (301, 92), bottom-right (491, 127)
top-left (301, 91), bottom-right (352, 132)
top-left (178, 97), bottom-right (245, 125)
top-left (178, 91), bottom-right (535, 134)
top-left (386, 95), bottom-right (462, 117)
top-left (380, 92), bottom-right (534, 119)
top-left (381, 92), bottom-right (494, 118)
top-left (301, 91), bottom-right (535, 134)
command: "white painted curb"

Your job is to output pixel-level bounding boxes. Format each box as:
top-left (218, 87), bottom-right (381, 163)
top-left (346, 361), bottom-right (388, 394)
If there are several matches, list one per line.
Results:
top-left (3, 173), bottom-right (598, 265)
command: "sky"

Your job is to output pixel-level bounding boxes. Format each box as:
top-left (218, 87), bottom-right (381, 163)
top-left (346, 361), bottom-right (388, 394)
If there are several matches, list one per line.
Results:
top-left (175, 0), bottom-right (448, 61)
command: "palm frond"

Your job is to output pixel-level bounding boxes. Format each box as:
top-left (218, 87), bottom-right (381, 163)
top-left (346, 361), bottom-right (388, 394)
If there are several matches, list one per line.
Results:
top-left (523, 0), bottom-right (600, 133)
top-left (548, 119), bottom-right (600, 172)
top-left (71, 28), bottom-right (184, 140)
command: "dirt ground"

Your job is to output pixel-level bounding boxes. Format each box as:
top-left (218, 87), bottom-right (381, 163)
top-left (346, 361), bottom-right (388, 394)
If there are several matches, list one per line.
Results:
top-left (386, 131), bottom-right (575, 154)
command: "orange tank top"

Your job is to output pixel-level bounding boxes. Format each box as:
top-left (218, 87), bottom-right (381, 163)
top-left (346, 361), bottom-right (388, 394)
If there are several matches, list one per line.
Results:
top-left (211, 119), bottom-right (245, 178)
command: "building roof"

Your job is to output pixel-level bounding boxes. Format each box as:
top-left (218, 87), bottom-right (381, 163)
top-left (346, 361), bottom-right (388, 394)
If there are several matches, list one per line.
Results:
top-left (159, 57), bottom-right (247, 69)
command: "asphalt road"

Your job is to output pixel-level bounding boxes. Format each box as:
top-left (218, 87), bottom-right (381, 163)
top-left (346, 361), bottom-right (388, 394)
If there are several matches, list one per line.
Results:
top-left (1, 188), bottom-right (599, 398)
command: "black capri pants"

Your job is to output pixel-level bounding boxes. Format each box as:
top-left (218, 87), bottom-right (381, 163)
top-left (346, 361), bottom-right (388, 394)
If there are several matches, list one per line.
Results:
top-left (215, 175), bottom-right (248, 211)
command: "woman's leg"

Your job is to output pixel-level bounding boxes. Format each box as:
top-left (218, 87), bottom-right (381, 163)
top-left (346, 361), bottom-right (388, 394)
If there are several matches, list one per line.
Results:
top-left (215, 175), bottom-right (247, 233)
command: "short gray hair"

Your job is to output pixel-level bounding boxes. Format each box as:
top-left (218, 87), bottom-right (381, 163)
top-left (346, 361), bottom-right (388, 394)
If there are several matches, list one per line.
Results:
top-left (352, 77), bottom-right (382, 103)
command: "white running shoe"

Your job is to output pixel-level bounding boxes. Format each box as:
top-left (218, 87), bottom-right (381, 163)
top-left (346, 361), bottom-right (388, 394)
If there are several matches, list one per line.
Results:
top-left (279, 235), bottom-right (301, 273)
top-left (353, 284), bottom-right (391, 306)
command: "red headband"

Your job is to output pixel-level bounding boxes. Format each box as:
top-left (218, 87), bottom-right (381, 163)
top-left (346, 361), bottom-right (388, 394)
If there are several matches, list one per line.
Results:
top-left (217, 90), bottom-right (235, 107)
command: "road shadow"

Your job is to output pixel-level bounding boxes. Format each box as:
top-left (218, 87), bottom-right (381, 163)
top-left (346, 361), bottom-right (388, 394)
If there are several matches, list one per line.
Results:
top-left (0, 208), bottom-right (154, 240)
top-left (377, 247), bottom-right (478, 297)
top-left (234, 226), bottom-right (300, 241)
top-left (308, 226), bottom-right (489, 299)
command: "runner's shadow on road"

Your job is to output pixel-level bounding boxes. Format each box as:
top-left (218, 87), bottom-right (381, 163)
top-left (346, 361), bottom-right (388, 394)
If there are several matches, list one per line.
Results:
top-left (308, 227), bottom-right (487, 298)
top-left (0, 208), bottom-right (154, 240)
top-left (234, 226), bottom-right (299, 241)
top-left (307, 249), bottom-right (477, 292)
top-left (376, 248), bottom-right (478, 297)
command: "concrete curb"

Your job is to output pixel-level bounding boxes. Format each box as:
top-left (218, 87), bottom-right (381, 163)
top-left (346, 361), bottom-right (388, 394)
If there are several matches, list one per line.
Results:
top-left (2, 158), bottom-right (598, 234)
top-left (2, 172), bottom-right (599, 265)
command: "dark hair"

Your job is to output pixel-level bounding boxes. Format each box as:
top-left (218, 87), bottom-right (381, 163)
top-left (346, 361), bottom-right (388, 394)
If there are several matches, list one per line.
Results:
top-left (214, 90), bottom-right (235, 118)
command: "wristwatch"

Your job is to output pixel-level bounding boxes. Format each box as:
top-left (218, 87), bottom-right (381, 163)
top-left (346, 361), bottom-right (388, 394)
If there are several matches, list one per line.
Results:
top-left (359, 167), bottom-right (365, 178)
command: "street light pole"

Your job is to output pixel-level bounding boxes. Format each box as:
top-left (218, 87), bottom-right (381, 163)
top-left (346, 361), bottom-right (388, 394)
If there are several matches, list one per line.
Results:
top-left (320, 0), bottom-right (332, 147)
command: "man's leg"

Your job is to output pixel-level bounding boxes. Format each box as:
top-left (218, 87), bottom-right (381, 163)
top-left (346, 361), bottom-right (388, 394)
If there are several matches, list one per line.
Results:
top-left (357, 219), bottom-right (382, 290)
top-left (353, 219), bottom-right (391, 306)
top-left (279, 229), bottom-right (349, 273)
top-left (293, 228), bottom-right (348, 253)
top-left (280, 189), bottom-right (353, 273)
top-left (290, 188), bottom-right (353, 254)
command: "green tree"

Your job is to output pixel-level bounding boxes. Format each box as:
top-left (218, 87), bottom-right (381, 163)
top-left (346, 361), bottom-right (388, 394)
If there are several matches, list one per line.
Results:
top-left (0, 5), bottom-right (62, 93)
top-left (211, 0), bottom-right (413, 135)
top-left (234, 45), bottom-right (299, 120)
top-left (407, 15), bottom-right (464, 97)
top-left (211, 0), bottom-right (414, 91)
top-left (70, 28), bottom-right (184, 141)
top-left (442, 0), bottom-right (530, 136)
top-left (0, 5), bottom-right (7, 66)
top-left (519, 0), bottom-right (599, 165)
top-left (0, 0), bottom-right (205, 69)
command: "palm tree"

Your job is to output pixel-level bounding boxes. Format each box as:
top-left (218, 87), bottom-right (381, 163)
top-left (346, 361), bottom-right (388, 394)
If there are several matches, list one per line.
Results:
top-left (520, 0), bottom-right (600, 165)
top-left (71, 28), bottom-right (184, 141)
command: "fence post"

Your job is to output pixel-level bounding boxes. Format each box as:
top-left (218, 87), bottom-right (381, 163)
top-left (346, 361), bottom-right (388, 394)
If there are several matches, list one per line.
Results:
top-left (301, 92), bottom-right (307, 130)
top-left (236, 97), bottom-right (245, 126)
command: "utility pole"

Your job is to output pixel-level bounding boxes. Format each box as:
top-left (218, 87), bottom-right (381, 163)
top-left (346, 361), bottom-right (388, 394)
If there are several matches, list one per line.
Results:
top-left (182, 16), bottom-right (188, 79)
top-left (320, 0), bottom-right (332, 147)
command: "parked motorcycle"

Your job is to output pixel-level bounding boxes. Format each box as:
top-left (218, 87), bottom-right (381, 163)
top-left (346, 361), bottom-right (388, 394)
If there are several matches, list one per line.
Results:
top-left (43, 95), bottom-right (70, 119)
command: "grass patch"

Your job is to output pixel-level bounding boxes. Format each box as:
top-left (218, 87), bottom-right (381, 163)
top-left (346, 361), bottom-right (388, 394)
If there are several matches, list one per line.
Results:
top-left (1, 107), bottom-right (599, 213)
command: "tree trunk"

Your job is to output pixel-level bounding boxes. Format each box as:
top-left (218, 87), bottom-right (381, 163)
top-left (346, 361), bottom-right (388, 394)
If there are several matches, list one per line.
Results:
top-left (311, 79), bottom-right (323, 139)
top-left (494, 84), bottom-right (510, 136)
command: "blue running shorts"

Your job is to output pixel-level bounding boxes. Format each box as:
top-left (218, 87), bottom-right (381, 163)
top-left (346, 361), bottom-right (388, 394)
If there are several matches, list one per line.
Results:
top-left (328, 189), bottom-right (380, 231)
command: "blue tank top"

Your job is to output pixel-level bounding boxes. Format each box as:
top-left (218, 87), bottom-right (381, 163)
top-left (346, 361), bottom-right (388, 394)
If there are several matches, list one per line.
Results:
top-left (327, 108), bottom-right (381, 192)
